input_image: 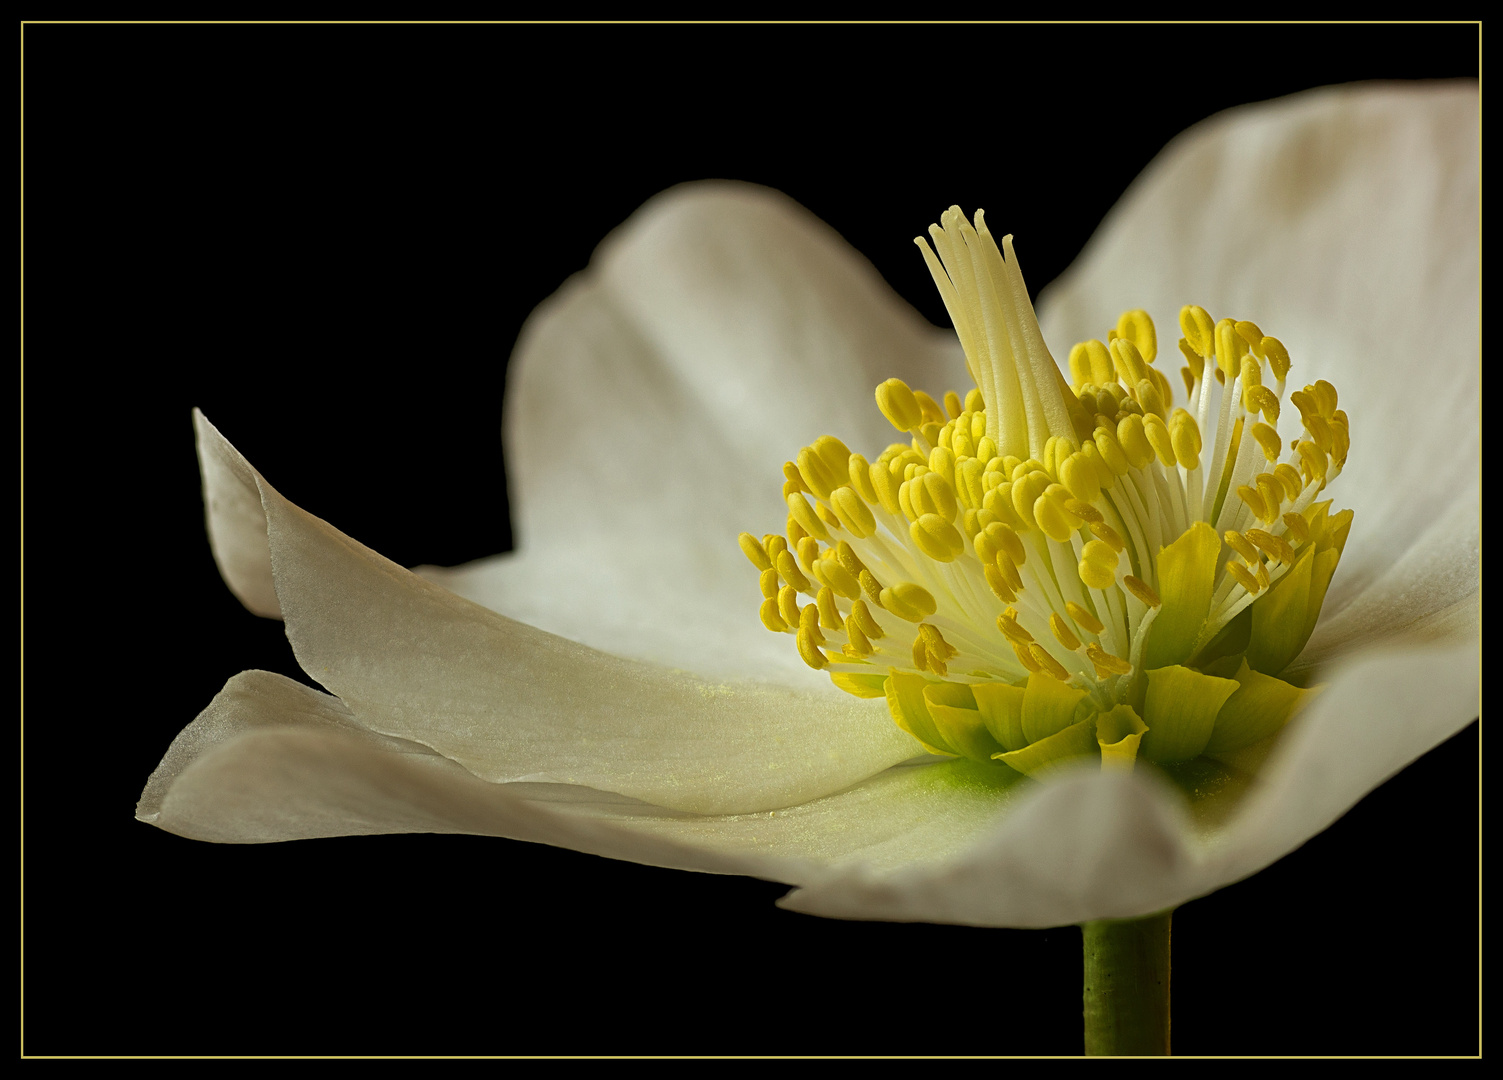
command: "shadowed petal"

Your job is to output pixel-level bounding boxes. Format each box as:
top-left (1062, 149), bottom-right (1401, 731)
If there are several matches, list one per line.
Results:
top-left (420, 184), bottom-right (965, 682)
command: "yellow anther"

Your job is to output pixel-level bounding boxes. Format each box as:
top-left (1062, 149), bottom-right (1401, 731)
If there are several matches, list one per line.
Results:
top-left (848, 453), bottom-right (878, 504)
top-left (918, 422), bottom-right (943, 448)
top-left (776, 550), bottom-right (811, 594)
top-left (920, 622), bottom-right (958, 662)
top-left (1143, 413), bottom-right (1177, 467)
top-left (1089, 519), bottom-right (1125, 553)
top-left (830, 485), bottom-right (876, 539)
top-left (821, 560), bottom-right (861, 603)
top-left (869, 457), bottom-right (902, 516)
top-left (983, 563), bottom-right (1017, 603)
top-left (1071, 339), bottom-right (1116, 388)
top-left (1239, 354), bottom-right (1263, 406)
top-left (739, 531), bottom-right (773, 571)
top-left (1116, 414), bottom-right (1154, 470)
top-left (1066, 601), bottom-right (1105, 636)
top-left (1029, 643), bottom-right (1072, 682)
top-left (928, 445), bottom-right (956, 486)
top-left (849, 599), bottom-right (884, 640)
top-left (1246, 384), bottom-right (1281, 422)
top-left (1236, 483), bottom-right (1268, 522)
top-left (910, 513), bottom-right (966, 562)
top-left (1224, 529), bottom-right (1260, 563)
top-left (1178, 337), bottom-right (1206, 382)
top-left (759, 597), bottom-right (789, 633)
top-left (1262, 336), bottom-right (1291, 382)
top-left (982, 521), bottom-right (1026, 567)
top-left (1092, 426), bottom-right (1130, 477)
top-left (1123, 575), bottom-right (1161, 608)
top-left (798, 602), bottom-right (824, 642)
top-left (1033, 489), bottom-right (1080, 543)
top-left (1273, 463), bottom-right (1305, 502)
top-left (875, 378), bottom-right (923, 431)
top-left (794, 535), bottom-right (819, 576)
top-left (1111, 337), bottom-right (1149, 388)
top-left (1136, 377), bottom-right (1166, 420)
top-left (1246, 528), bottom-right (1297, 564)
top-left (943, 390), bottom-right (963, 420)
top-left (1255, 473), bottom-right (1284, 523)
top-left (796, 625), bottom-right (829, 670)
top-left (911, 633), bottom-right (929, 672)
top-left (1281, 512), bottom-right (1311, 544)
top-left (951, 427), bottom-right (975, 460)
top-left (1079, 539), bottom-right (1119, 591)
top-left (881, 581), bottom-right (938, 622)
top-left (816, 586), bottom-right (843, 631)
top-left (858, 569), bottom-right (884, 606)
top-left (1179, 305), bottom-right (1216, 359)
top-left (786, 515), bottom-right (807, 548)
top-left (953, 456), bottom-right (985, 510)
top-left (1329, 413), bottom-right (1350, 467)
top-left (815, 501), bottom-right (842, 530)
top-left (921, 470), bottom-right (959, 521)
top-left (786, 491), bottom-right (829, 541)
top-left (1214, 318), bottom-right (1246, 378)
top-left (835, 540), bottom-right (866, 579)
top-left (997, 608), bottom-right (1034, 645)
top-left (1180, 366), bottom-right (1195, 400)
top-left (782, 461), bottom-right (805, 487)
top-left (1250, 421), bottom-right (1283, 463)
top-left (1254, 559), bottom-right (1271, 591)
top-left (1050, 612), bottom-right (1082, 651)
top-left (1311, 380), bottom-right (1338, 418)
top-left (759, 567), bottom-right (780, 599)
top-left (995, 552), bottom-right (1024, 593)
top-left (1010, 470), bottom-right (1052, 530)
top-left (1014, 640), bottom-right (1044, 675)
top-left (1235, 320), bottom-right (1266, 357)
top-left (1289, 389), bottom-right (1318, 426)
top-left (1297, 440), bottom-right (1329, 483)
top-left (796, 438), bottom-right (849, 500)
top-left (842, 622), bottom-right (873, 659)
top-left (983, 485), bottom-right (1026, 532)
top-left (764, 534), bottom-right (788, 563)
top-left (975, 435), bottom-right (997, 463)
top-left (1225, 559), bottom-right (1261, 595)
top-left (1065, 498), bottom-right (1102, 525)
top-left (1116, 309), bottom-right (1157, 364)
top-left (777, 584), bottom-right (802, 628)
top-left (913, 389), bottom-right (946, 426)
top-left (1305, 413), bottom-right (1333, 453)
top-left (781, 478), bottom-right (804, 500)
top-left (1086, 643), bottom-right (1134, 678)
top-left (1169, 408), bottom-right (1202, 470)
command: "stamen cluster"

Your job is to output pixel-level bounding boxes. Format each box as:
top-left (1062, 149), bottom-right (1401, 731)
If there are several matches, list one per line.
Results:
top-left (739, 207), bottom-right (1351, 769)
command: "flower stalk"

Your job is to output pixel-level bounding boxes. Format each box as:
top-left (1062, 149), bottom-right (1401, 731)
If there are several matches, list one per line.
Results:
top-left (1081, 909), bottom-right (1173, 1055)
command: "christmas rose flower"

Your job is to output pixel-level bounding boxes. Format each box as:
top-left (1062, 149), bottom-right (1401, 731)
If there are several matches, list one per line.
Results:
top-left (138, 82), bottom-right (1477, 931)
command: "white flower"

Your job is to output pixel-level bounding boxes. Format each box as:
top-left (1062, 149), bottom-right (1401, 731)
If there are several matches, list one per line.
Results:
top-left (139, 83), bottom-right (1477, 931)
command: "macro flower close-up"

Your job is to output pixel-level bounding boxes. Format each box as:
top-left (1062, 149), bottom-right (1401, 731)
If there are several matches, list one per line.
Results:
top-left (24, 24), bottom-right (1478, 1059)
top-left (139, 79), bottom-right (1478, 928)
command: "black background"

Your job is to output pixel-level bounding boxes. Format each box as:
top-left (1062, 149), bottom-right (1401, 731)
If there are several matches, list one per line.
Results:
top-left (22, 22), bottom-right (1479, 1057)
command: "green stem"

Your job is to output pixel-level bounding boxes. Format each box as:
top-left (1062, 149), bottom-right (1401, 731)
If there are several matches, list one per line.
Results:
top-left (1081, 909), bottom-right (1173, 1056)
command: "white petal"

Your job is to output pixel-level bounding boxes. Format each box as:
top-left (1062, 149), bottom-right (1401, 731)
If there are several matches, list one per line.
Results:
top-left (420, 183), bottom-right (964, 682)
top-left (782, 639), bottom-right (1477, 927)
top-left (191, 411), bottom-right (920, 816)
top-left (1037, 82), bottom-right (1480, 652)
top-left (196, 409), bottom-right (281, 619)
top-left (143, 670), bottom-right (1031, 882)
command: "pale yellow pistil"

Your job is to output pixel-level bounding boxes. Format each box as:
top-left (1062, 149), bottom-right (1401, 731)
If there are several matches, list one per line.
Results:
top-left (740, 208), bottom-right (1350, 775)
